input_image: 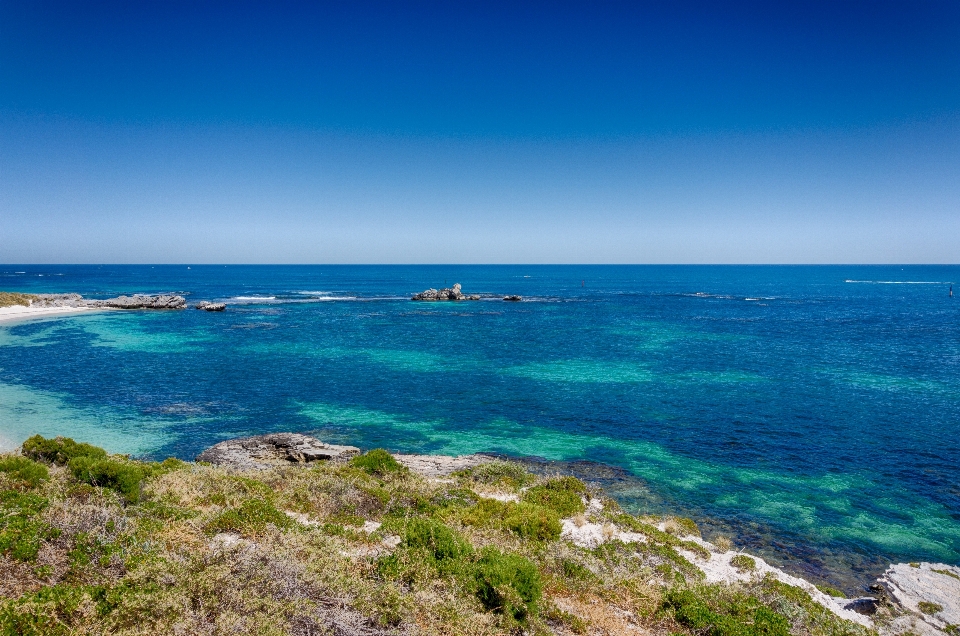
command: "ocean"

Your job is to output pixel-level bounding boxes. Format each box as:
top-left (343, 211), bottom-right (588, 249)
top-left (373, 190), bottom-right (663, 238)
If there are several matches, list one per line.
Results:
top-left (1, 264), bottom-right (958, 591)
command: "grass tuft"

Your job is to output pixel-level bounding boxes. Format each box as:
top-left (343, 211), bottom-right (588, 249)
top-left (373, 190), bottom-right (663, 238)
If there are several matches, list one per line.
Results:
top-left (0, 457), bottom-right (49, 489)
top-left (351, 448), bottom-right (405, 476)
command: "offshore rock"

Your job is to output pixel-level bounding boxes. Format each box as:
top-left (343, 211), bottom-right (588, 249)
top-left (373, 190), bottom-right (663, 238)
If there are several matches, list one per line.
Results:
top-left (503, 295), bottom-right (522, 302)
top-left (196, 301), bottom-right (226, 311)
top-left (877, 562), bottom-right (960, 633)
top-left (196, 433), bottom-right (360, 470)
top-left (412, 283), bottom-right (466, 301)
top-left (92, 294), bottom-right (186, 309)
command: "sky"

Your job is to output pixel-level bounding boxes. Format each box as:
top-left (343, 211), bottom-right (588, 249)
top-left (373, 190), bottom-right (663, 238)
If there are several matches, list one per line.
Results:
top-left (1, 1), bottom-right (959, 264)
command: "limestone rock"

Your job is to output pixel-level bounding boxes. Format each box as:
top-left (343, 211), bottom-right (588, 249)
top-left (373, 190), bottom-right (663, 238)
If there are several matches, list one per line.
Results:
top-left (878, 562), bottom-right (960, 632)
top-left (196, 301), bottom-right (226, 311)
top-left (392, 453), bottom-right (492, 477)
top-left (412, 283), bottom-right (466, 301)
top-left (503, 295), bottom-right (522, 302)
top-left (196, 433), bottom-right (360, 470)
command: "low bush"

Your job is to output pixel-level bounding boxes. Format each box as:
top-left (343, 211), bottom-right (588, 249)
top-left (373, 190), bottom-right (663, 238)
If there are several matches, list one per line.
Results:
top-left (352, 449), bottom-right (405, 476)
top-left (0, 491), bottom-right (59, 561)
top-left (206, 498), bottom-right (295, 536)
top-left (22, 435), bottom-right (107, 465)
top-left (918, 601), bottom-right (943, 615)
top-left (68, 456), bottom-right (150, 503)
top-left (474, 547), bottom-right (542, 624)
top-left (455, 461), bottom-right (532, 490)
top-left (815, 584), bottom-right (845, 598)
top-left (0, 292), bottom-right (36, 308)
top-left (521, 476), bottom-right (587, 517)
top-left (403, 517), bottom-right (472, 564)
top-left (661, 587), bottom-right (790, 636)
top-left (730, 554), bottom-right (756, 572)
top-left (504, 501), bottom-right (562, 542)
top-left (0, 456), bottom-right (49, 488)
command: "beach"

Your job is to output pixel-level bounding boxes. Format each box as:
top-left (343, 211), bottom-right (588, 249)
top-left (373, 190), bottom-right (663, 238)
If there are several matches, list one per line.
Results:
top-left (0, 304), bottom-right (100, 324)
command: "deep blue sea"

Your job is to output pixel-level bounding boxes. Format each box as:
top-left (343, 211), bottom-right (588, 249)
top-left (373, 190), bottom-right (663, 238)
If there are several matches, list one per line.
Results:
top-left (2, 265), bottom-right (958, 590)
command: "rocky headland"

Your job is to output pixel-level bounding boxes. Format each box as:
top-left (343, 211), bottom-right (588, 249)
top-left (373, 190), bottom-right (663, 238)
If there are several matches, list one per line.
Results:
top-left (2, 431), bottom-right (957, 636)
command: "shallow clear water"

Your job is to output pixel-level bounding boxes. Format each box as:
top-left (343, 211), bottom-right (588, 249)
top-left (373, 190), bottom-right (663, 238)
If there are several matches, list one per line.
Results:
top-left (2, 265), bottom-right (958, 590)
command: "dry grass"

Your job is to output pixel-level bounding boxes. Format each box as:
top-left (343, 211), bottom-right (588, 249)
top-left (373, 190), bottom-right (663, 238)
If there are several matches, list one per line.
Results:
top-left (0, 292), bottom-right (36, 308)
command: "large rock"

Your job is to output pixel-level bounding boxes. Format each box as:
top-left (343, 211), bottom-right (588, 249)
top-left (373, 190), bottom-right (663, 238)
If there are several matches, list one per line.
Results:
top-left (196, 433), bottom-right (360, 470)
top-left (91, 294), bottom-right (186, 309)
top-left (411, 283), bottom-right (476, 301)
top-left (877, 562), bottom-right (960, 633)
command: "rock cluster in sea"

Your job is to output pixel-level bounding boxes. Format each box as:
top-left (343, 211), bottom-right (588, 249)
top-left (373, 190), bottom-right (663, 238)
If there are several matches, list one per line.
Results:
top-left (31, 293), bottom-right (187, 310)
top-left (196, 433), bottom-right (361, 470)
top-left (411, 283), bottom-right (480, 301)
top-left (503, 295), bottom-right (522, 301)
top-left (195, 301), bottom-right (226, 311)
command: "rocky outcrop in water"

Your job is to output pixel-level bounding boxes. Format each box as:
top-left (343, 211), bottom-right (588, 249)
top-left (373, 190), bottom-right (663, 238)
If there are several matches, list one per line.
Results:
top-left (410, 283), bottom-right (481, 301)
top-left (503, 295), bottom-right (522, 302)
top-left (196, 433), bottom-right (360, 470)
top-left (195, 301), bottom-right (226, 311)
top-left (31, 293), bottom-right (186, 310)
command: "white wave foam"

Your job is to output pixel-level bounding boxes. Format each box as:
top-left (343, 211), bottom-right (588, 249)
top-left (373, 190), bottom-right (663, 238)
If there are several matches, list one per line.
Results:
top-left (231, 296), bottom-right (277, 300)
top-left (845, 280), bottom-right (950, 284)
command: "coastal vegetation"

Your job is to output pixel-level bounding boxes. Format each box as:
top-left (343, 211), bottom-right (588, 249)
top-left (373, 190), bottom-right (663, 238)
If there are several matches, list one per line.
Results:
top-left (0, 292), bottom-right (36, 308)
top-left (0, 435), bottom-right (878, 636)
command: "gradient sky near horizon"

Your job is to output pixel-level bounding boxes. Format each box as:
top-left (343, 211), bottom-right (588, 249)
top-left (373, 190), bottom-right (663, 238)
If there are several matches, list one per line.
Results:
top-left (2, 1), bottom-right (959, 264)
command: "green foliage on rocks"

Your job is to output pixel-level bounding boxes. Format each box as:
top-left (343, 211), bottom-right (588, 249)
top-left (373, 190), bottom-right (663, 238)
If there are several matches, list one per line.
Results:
top-left (521, 476), bottom-right (588, 516)
top-left (206, 498), bottom-right (295, 536)
top-left (0, 292), bottom-right (36, 308)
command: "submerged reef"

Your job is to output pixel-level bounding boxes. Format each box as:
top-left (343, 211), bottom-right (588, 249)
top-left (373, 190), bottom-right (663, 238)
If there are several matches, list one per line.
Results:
top-left (0, 433), bottom-right (956, 636)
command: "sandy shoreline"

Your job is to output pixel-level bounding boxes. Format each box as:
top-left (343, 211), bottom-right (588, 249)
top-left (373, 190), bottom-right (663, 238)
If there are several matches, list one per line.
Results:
top-left (0, 304), bottom-right (102, 324)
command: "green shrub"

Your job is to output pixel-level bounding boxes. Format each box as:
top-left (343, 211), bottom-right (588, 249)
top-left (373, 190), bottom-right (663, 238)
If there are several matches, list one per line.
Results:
top-left (661, 588), bottom-right (790, 636)
top-left (0, 583), bottom-right (89, 636)
top-left (474, 547), bottom-right (542, 623)
top-left (22, 435), bottom-right (107, 465)
top-left (504, 502), bottom-right (562, 542)
top-left (68, 456), bottom-right (149, 503)
top-left (815, 584), bottom-right (845, 598)
top-left (0, 292), bottom-right (37, 308)
top-left (521, 476), bottom-right (587, 517)
top-left (918, 601), bottom-right (943, 615)
top-left (0, 492), bottom-right (59, 561)
top-left (403, 518), bottom-right (472, 564)
top-left (453, 497), bottom-right (561, 542)
top-left (0, 457), bottom-right (49, 488)
top-left (352, 449), bottom-right (405, 476)
top-left (206, 498), bottom-right (294, 536)
top-left (456, 461), bottom-right (532, 490)
top-left (730, 554), bottom-right (756, 572)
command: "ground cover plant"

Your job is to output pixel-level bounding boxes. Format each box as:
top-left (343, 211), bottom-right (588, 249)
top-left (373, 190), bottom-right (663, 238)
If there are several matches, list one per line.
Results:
top-left (0, 437), bottom-right (877, 636)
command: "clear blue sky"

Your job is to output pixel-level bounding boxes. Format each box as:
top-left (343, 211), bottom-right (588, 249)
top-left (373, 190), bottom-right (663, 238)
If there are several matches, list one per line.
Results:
top-left (2, 1), bottom-right (958, 263)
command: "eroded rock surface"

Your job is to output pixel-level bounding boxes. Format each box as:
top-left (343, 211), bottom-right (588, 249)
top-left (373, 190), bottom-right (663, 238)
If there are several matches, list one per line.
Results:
top-left (197, 433), bottom-right (360, 470)
top-left (878, 562), bottom-right (960, 633)
top-left (393, 453), bottom-right (492, 477)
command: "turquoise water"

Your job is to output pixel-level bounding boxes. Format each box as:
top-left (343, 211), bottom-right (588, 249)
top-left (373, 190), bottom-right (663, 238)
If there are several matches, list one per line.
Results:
top-left (1, 265), bottom-right (958, 589)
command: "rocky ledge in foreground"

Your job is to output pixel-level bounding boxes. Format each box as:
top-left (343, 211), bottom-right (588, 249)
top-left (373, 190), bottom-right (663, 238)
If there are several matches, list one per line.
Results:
top-left (411, 283), bottom-right (480, 301)
top-left (196, 433), bottom-right (362, 470)
top-left (30, 293), bottom-right (187, 310)
top-left (196, 432), bottom-right (491, 477)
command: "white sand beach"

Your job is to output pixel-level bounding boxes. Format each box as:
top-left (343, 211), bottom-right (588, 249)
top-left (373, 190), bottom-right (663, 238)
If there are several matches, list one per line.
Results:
top-left (0, 304), bottom-right (99, 324)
